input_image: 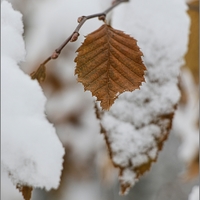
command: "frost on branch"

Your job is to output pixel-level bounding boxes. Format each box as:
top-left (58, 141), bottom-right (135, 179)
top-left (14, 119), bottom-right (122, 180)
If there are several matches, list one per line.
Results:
top-left (75, 24), bottom-right (146, 110)
top-left (100, 0), bottom-right (190, 194)
top-left (1, 1), bottom-right (64, 198)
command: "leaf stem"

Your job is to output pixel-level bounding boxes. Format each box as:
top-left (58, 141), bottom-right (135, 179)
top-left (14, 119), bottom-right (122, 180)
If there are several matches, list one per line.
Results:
top-left (55, 0), bottom-right (128, 56)
top-left (31, 0), bottom-right (129, 82)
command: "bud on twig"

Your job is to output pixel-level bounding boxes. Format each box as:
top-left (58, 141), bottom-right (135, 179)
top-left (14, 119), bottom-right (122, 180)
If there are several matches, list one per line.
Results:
top-left (31, 0), bottom-right (129, 82)
top-left (98, 14), bottom-right (106, 21)
top-left (70, 32), bottom-right (79, 42)
top-left (51, 51), bottom-right (60, 59)
top-left (77, 16), bottom-right (85, 23)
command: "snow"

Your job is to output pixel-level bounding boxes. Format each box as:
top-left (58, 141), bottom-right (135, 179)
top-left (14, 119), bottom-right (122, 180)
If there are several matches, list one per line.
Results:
top-left (20, 0), bottom-right (107, 166)
top-left (119, 169), bottom-right (138, 194)
top-left (1, 1), bottom-right (24, 62)
top-left (101, 0), bottom-right (190, 193)
top-left (1, 167), bottom-right (22, 200)
top-left (1, 0), bottom-right (194, 198)
top-left (188, 186), bottom-right (199, 200)
top-left (1, 1), bottom-right (64, 190)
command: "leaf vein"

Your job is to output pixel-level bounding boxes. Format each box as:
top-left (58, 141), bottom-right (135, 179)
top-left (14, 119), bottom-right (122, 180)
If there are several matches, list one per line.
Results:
top-left (81, 59), bottom-right (107, 78)
top-left (93, 83), bottom-right (107, 94)
top-left (110, 63), bottom-right (136, 86)
top-left (85, 70), bottom-right (107, 87)
top-left (111, 47), bottom-right (145, 78)
top-left (110, 43), bottom-right (144, 78)
top-left (110, 38), bottom-right (143, 66)
top-left (109, 75), bottom-right (126, 90)
top-left (82, 29), bottom-right (106, 47)
top-left (78, 43), bottom-right (107, 58)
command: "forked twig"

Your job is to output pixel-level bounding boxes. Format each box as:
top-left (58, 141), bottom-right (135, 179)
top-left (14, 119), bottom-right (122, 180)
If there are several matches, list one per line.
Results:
top-left (30, 0), bottom-right (129, 82)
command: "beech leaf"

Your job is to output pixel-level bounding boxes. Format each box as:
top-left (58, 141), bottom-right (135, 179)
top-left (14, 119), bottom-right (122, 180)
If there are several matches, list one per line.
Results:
top-left (95, 101), bottom-right (175, 194)
top-left (16, 184), bottom-right (33, 200)
top-left (75, 24), bottom-right (146, 110)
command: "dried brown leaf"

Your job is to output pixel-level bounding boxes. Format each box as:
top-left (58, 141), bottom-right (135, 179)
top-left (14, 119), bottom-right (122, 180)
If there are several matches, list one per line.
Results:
top-left (94, 102), bottom-right (175, 194)
top-left (30, 64), bottom-right (46, 83)
top-left (101, 111), bottom-right (175, 195)
top-left (75, 24), bottom-right (146, 110)
top-left (16, 184), bottom-right (33, 200)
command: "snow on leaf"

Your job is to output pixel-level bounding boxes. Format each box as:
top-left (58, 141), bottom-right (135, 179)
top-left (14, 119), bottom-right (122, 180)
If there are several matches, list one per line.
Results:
top-left (1, 0), bottom-right (65, 193)
top-left (75, 24), bottom-right (146, 110)
top-left (100, 0), bottom-right (190, 194)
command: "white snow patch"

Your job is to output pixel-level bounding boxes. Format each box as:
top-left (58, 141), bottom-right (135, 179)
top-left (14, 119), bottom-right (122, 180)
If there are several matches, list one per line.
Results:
top-left (119, 169), bottom-right (138, 195)
top-left (1, 1), bottom-right (64, 190)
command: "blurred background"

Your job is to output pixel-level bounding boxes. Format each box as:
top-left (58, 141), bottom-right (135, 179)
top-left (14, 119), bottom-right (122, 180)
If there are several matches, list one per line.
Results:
top-left (1, 0), bottom-right (199, 200)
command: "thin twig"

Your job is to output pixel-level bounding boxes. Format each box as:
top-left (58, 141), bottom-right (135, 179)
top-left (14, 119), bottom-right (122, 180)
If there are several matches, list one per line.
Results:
top-left (31, 0), bottom-right (129, 82)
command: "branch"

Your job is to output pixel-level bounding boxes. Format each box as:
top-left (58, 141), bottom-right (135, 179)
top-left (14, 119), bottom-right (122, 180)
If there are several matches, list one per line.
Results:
top-left (30, 0), bottom-right (129, 83)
